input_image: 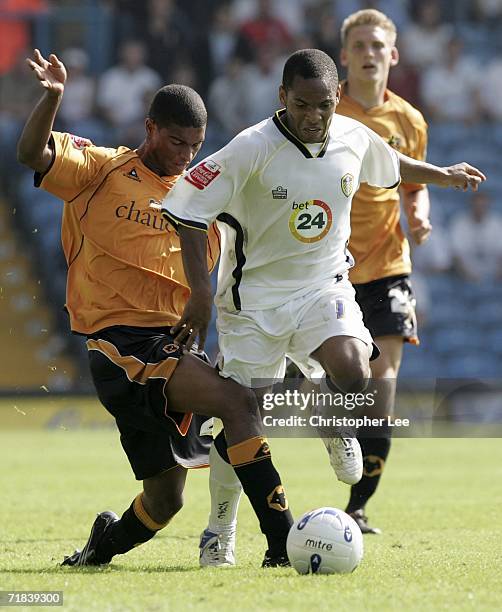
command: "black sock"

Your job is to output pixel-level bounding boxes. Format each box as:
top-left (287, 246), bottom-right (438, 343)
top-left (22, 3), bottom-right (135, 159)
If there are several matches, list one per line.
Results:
top-left (96, 495), bottom-right (161, 562)
top-left (346, 427), bottom-right (392, 513)
top-left (226, 435), bottom-right (293, 556)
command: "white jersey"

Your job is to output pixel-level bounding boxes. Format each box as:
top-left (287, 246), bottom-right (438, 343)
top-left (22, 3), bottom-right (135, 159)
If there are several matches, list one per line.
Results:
top-left (162, 110), bottom-right (400, 311)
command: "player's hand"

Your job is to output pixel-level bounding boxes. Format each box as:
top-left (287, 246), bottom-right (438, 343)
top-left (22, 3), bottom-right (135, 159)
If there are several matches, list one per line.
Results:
top-left (26, 49), bottom-right (67, 97)
top-left (171, 290), bottom-right (212, 352)
top-left (442, 163), bottom-right (486, 191)
top-left (408, 217), bottom-right (432, 245)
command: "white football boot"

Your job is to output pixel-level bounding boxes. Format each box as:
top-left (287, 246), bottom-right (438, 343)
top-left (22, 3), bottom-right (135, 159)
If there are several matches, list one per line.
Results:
top-left (323, 435), bottom-right (363, 485)
top-left (199, 527), bottom-right (236, 567)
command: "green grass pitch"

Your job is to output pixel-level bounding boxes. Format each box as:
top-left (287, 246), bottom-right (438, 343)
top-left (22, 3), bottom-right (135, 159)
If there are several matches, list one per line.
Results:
top-left (1, 421), bottom-right (502, 611)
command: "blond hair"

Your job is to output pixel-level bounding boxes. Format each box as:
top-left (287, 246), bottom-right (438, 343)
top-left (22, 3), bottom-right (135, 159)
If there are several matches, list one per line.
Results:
top-left (341, 9), bottom-right (397, 47)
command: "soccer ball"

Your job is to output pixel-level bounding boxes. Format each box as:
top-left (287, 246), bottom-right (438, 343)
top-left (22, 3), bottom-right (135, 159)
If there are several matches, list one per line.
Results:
top-left (287, 507), bottom-right (363, 574)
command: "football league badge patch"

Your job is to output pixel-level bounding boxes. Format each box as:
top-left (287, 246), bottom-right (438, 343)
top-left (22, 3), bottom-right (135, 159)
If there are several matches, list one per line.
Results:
top-left (69, 134), bottom-right (92, 150)
top-left (185, 160), bottom-right (222, 190)
top-left (341, 173), bottom-right (354, 197)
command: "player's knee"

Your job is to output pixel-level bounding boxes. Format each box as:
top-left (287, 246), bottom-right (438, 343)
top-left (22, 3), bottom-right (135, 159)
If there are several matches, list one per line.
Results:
top-left (328, 357), bottom-right (370, 394)
top-left (150, 492), bottom-right (184, 525)
top-left (222, 385), bottom-right (260, 427)
top-left (163, 493), bottom-right (184, 520)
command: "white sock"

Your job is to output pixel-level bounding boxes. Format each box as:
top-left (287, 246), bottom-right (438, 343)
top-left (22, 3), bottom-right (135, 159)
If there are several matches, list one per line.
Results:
top-left (207, 441), bottom-right (242, 533)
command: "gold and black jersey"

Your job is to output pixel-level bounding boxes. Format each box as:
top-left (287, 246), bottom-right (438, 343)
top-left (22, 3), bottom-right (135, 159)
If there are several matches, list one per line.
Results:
top-left (37, 132), bottom-right (219, 334)
top-left (336, 84), bottom-right (428, 284)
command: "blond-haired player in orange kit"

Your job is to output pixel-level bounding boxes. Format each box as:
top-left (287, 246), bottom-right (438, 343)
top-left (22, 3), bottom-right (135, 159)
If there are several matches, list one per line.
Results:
top-left (335, 9), bottom-right (432, 533)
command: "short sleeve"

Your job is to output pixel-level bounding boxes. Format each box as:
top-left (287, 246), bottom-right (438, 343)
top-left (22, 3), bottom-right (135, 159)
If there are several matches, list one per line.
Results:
top-left (162, 131), bottom-right (258, 232)
top-left (359, 125), bottom-right (401, 189)
top-left (36, 132), bottom-right (113, 202)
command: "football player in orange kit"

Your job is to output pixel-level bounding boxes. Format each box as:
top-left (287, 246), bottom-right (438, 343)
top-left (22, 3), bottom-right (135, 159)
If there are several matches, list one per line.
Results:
top-left (336, 9), bottom-right (432, 533)
top-left (17, 49), bottom-right (293, 568)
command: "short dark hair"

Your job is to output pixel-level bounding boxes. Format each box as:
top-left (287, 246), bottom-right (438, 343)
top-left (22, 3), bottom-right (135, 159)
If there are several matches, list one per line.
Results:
top-left (282, 49), bottom-right (338, 91)
top-left (148, 84), bottom-right (207, 129)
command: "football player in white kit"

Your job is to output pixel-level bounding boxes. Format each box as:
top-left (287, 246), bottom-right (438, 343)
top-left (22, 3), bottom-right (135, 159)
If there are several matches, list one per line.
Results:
top-left (162, 49), bottom-right (485, 566)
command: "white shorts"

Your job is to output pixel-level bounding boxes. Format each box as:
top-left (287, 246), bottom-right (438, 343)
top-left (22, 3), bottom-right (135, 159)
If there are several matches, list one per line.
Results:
top-left (216, 278), bottom-right (374, 388)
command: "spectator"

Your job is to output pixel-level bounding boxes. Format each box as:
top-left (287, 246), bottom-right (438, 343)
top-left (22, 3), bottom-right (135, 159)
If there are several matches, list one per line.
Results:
top-left (0, 46), bottom-right (39, 190)
top-left (59, 48), bottom-right (95, 126)
top-left (420, 37), bottom-right (482, 124)
top-left (472, 0), bottom-right (502, 21)
top-left (411, 209), bottom-right (453, 328)
top-left (238, 45), bottom-right (283, 125)
top-left (401, 1), bottom-right (452, 70)
top-left (208, 55), bottom-right (248, 143)
top-left (0, 0), bottom-right (47, 75)
top-left (409, 272), bottom-right (430, 327)
top-left (387, 54), bottom-right (421, 109)
top-left (412, 218), bottom-right (452, 275)
top-left (58, 47), bottom-right (105, 143)
top-left (205, 2), bottom-right (239, 78)
top-left (191, 1), bottom-right (239, 96)
top-left (479, 53), bottom-right (502, 122)
top-left (133, 0), bottom-right (193, 85)
top-left (97, 40), bottom-right (161, 141)
top-left (449, 192), bottom-right (502, 282)
top-left (235, 0), bottom-right (293, 62)
top-left (310, 6), bottom-right (341, 65)
top-left (0, 46), bottom-right (39, 122)
top-left (232, 0), bottom-right (310, 35)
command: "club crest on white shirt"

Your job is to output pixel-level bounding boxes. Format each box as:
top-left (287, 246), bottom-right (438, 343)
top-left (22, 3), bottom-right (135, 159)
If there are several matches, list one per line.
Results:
top-left (341, 173), bottom-right (354, 197)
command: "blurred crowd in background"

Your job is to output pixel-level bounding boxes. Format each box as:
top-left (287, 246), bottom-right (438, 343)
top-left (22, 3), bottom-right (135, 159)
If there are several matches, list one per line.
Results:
top-left (1, 0), bottom-right (501, 391)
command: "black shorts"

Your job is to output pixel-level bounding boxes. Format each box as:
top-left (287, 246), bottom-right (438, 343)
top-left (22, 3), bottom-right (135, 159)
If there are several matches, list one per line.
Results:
top-left (87, 325), bottom-right (213, 480)
top-left (353, 274), bottom-right (418, 343)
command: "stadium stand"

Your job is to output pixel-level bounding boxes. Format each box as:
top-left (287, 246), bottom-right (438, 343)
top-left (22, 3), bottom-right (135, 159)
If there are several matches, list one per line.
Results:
top-left (1, 0), bottom-right (501, 390)
top-left (0, 197), bottom-right (76, 390)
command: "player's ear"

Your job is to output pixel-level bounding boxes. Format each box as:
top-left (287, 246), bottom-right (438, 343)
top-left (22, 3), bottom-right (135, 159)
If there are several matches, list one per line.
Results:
top-left (335, 83), bottom-right (341, 105)
top-left (145, 117), bottom-right (155, 138)
top-left (279, 84), bottom-right (287, 107)
top-left (390, 46), bottom-right (399, 67)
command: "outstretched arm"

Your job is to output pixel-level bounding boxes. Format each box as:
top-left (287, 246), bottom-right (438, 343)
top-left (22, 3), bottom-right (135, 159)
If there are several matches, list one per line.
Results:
top-left (17, 49), bottom-right (67, 173)
top-left (397, 151), bottom-right (486, 191)
top-left (172, 226), bottom-right (213, 351)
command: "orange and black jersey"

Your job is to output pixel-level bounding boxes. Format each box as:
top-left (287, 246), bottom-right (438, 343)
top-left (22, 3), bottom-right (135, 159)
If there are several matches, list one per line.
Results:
top-left (36, 132), bottom-right (219, 334)
top-left (336, 83), bottom-right (428, 284)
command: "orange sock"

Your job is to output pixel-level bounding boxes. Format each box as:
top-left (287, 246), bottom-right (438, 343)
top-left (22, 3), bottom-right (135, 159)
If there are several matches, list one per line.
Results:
top-left (227, 436), bottom-right (271, 467)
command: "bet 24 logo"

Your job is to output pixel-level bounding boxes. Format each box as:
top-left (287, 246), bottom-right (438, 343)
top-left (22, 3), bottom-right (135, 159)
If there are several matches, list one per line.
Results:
top-left (289, 199), bottom-right (332, 243)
